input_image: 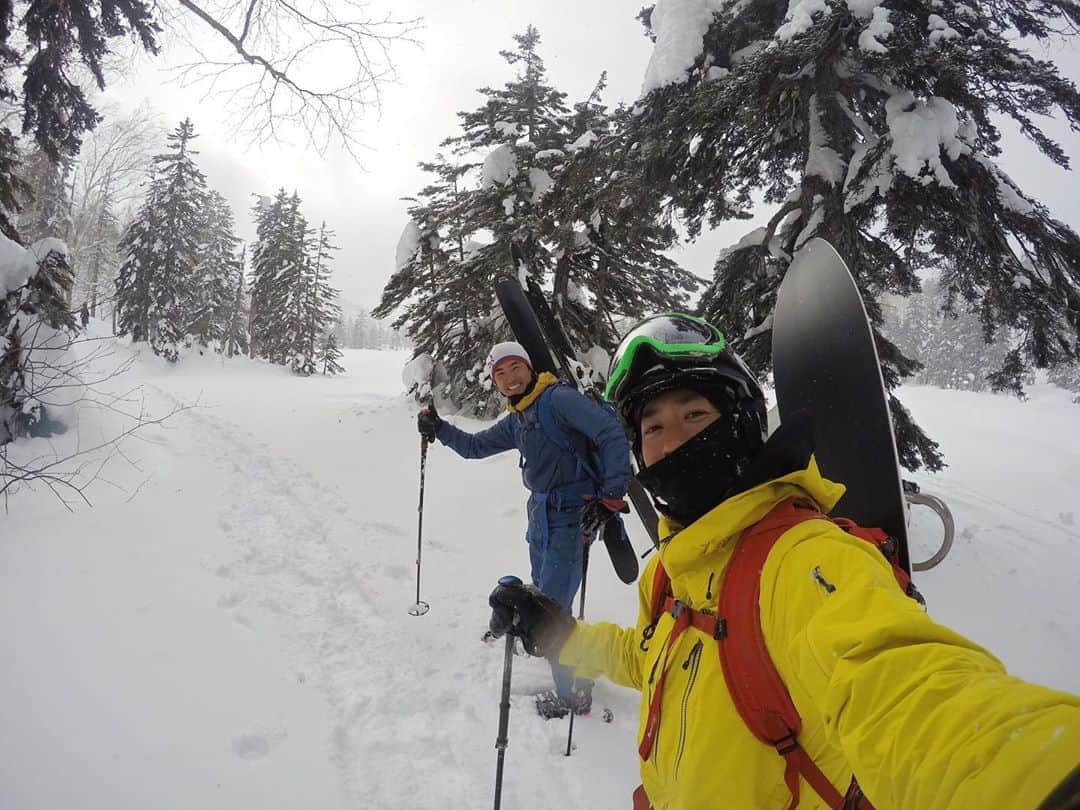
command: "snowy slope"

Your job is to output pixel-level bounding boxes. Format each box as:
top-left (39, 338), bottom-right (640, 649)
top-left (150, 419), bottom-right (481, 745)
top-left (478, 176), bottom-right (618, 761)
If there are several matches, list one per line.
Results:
top-left (3, 334), bottom-right (1079, 809)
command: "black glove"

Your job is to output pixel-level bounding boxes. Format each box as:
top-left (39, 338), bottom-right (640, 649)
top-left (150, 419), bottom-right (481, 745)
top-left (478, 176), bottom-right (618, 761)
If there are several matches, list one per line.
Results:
top-left (580, 495), bottom-right (630, 534)
top-left (417, 403), bottom-right (442, 442)
top-left (488, 577), bottom-right (576, 658)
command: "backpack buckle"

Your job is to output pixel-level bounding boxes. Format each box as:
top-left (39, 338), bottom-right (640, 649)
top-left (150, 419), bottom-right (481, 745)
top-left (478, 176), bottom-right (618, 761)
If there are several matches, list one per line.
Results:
top-left (713, 617), bottom-right (727, 640)
top-left (670, 600), bottom-right (685, 619)
top-left (775, 734), bottom-right (799, 756)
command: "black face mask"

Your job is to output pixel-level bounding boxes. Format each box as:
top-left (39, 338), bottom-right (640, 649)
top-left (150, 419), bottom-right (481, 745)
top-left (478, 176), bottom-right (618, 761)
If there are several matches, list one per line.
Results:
top-left (636, 409), bottom-right (815, 528)
top-left (508, 373), bottom-right (539, 407)
top-left (637, 417), bottom-right (757, 527)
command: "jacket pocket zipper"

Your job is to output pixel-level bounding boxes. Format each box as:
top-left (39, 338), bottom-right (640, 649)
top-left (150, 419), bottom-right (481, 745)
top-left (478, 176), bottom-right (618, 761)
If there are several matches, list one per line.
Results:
top-left (673, 639), bottom-right (704, 779)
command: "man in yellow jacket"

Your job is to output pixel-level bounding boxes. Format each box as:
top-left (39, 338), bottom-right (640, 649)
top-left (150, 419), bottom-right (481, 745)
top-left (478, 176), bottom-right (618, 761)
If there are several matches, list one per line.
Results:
top-left (488, 313), bottom-right (1080, 809)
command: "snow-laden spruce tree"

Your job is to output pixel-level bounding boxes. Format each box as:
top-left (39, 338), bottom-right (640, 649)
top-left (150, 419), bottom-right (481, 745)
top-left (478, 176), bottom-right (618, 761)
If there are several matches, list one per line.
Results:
top-left (189, 190), bottom-right (242, 349)
top-left (380, 27), bottom-right (702, 414)
top-left (885, 274), bottom-right (1020, 391)
top-left (318, 330), bottom-right (345, 375)
top-left (1, 237), bottom-right (76, 444)
top-left (115, 119), bottom-right (208, 361)
top-left (250, 192), bottom-right (342, 374)
top-left (250, 190), bottom-right (302, 363)
top-left (295, 222), bottom-right (343, 376)
top-left (1048, 361), bottom-right (1080, 401)
top-left (546, 81), bottom-right (701, 353)
top-left (442, 25), bottom-right (574, 413)
top-left (624, 0), bottom-right (1080, 470)
top-left (15, 148), bottom-right (73, 246)
top-left (375, 154), bottom-right (500, 411)
top-left (220, 244), bottom-right (249, 359)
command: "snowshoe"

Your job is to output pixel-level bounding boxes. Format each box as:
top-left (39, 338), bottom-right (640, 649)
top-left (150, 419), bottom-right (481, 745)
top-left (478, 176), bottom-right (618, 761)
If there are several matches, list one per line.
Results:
top-left (534, 688), bottom-right (592, 719)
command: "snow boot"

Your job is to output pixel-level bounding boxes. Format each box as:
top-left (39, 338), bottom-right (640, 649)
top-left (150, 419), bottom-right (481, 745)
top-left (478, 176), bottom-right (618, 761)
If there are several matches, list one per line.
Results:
top-left (535, 688), bottom-right (592, 719)
top-left (535, 689), bottom-right (570, 719)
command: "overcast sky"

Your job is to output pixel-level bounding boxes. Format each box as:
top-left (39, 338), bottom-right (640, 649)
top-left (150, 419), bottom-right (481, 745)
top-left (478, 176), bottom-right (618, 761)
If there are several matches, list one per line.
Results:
top-left (101, 1), bottom-right (1080, 312)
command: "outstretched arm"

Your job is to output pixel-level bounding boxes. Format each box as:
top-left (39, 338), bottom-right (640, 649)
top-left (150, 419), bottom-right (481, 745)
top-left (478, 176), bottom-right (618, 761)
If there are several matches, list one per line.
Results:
top-left (436, 414), bottom-right (516, 459)
top-left (765, 528), bottom-right (1080, 809)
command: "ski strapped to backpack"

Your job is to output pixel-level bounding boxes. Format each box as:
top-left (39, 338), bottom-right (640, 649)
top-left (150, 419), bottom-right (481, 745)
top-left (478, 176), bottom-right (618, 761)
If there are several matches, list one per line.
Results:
top-left (635, 498), bottom-right (923, 810)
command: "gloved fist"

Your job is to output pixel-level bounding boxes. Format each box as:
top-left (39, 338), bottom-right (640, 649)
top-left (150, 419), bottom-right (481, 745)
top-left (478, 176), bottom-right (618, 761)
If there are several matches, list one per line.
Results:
top-left (488, 577), bottom-right (576, 658)
top-left (417, 403), bottom-right (442, 442)
top-left (580, 495), bottom-right (630, 534)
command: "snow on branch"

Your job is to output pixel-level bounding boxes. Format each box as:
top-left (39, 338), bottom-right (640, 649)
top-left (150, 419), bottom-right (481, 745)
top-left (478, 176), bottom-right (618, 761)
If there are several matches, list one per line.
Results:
top-left (395, 220), bottom-right (421, 271)
top-left (641, 0), bottom-right (724, 95)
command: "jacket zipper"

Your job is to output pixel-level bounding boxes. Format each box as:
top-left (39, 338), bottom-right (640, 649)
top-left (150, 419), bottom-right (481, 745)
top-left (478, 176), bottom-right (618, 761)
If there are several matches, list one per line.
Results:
top-left (673, 639), bottom-right (704, 779)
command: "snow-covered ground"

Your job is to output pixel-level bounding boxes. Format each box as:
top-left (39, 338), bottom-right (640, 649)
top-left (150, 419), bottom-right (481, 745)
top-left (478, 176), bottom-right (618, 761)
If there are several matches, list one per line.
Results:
top-left (3, 331), bottom-right (1079, 809)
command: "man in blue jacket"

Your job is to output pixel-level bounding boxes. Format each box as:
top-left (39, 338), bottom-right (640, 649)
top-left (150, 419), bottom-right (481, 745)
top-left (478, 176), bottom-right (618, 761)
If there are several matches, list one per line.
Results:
top-left (417, 341), bottom-right (631, 718)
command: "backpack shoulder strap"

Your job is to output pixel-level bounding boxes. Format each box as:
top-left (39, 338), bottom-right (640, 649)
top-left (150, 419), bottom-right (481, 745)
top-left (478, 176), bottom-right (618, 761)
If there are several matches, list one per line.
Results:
top-left (647, 557), bottom-right (671, 626)
top-left (718, 499), bottom-right (854, 810)
top-left (534, 382), bottom-right (601, 485)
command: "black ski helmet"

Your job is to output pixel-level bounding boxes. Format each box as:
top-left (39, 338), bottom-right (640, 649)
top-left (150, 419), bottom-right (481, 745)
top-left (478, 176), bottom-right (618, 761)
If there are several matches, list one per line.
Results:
top-left (606, 314), bottom-right (767, 450)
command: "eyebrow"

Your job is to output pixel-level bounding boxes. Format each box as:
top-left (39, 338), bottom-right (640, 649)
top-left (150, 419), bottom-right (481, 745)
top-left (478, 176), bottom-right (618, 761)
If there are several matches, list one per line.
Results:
top-left (641, 391), bottom-right (701, 420)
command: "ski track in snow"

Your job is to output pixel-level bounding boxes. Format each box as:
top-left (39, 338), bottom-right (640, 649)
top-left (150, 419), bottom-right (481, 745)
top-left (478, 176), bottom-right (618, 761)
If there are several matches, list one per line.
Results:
top-left (147, 383), bottom-right (485, 807)
top-left (137, 379), bottom-right (613, 809)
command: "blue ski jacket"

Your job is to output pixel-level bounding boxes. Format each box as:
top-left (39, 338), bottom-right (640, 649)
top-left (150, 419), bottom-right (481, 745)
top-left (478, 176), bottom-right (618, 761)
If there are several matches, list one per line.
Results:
top-left (434, 372), bottom-right (630, 507)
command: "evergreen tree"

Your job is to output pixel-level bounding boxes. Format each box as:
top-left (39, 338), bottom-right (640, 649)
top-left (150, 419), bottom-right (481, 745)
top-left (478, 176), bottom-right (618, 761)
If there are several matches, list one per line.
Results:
top-left (318, 331), bottom-right (345, 375)
top-left (295, 221), bottom-right (342, 375)
top-left (440, 26), bottom-right (574, 413)
top-left (221, 244), bottom-right (250, 358)
top-left (619, 0), bottom-right (1080, 471)
top-left (250, 190), bottom-right (339, 374)
top-left (885, 274), bottom-right (1019, 392)
top-left (15, 147), bottom-right (73, 245)
top-left (1048, 362), bottom-right (1080, 403)
top-left (250, 190), bottom-right (302, 363)
top-left (75, 181), bottom-right (122, 318)
top-left (545, 82), bottom-right (701, 354)
top-left (379, 28), bottom-right (703, 414)
top-left (374, 154), bottom-right (501, 411)
top-left (115, 119), bottom-right (208, 361)
top-left (1, 239), bottom-right (76, 442)
top-left (190, 190), bottom-right (241, 348)
top-left (449, 25), bottom-right (571, 283)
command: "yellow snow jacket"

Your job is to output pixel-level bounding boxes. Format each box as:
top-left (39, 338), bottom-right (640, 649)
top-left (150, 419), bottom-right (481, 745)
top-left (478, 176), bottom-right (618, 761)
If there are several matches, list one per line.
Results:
top-left (560, 457), bottom-right (1080, 809)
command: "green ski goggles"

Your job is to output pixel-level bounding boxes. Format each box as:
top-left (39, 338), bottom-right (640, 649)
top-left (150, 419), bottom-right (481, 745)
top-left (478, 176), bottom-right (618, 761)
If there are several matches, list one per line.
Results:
top-left (605, 313), bottom-right (728, 404)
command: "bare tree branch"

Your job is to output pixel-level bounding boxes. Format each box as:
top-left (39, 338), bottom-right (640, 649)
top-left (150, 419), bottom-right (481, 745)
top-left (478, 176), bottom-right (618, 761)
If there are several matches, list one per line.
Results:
top-left (164, 0), bottom-right (422, 156)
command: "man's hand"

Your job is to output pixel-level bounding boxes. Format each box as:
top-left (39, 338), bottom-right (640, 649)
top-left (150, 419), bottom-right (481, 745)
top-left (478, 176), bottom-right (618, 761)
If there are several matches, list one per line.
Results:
top-left (580, 495), bottom-right (630, 534)
top-left (488, 578), bottom-right (576, 658)
top-left (417, 403), bottom-right (442, 443)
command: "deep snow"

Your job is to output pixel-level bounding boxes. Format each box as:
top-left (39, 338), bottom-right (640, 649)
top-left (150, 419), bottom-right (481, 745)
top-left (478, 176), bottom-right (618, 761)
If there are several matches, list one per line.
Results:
top-left (3, 333), bottom-right (1079, 809)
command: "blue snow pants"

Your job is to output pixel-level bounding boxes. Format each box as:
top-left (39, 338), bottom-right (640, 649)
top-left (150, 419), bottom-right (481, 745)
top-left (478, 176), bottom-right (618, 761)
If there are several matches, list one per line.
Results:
top-left (527, 491), bottom-right (594, 701)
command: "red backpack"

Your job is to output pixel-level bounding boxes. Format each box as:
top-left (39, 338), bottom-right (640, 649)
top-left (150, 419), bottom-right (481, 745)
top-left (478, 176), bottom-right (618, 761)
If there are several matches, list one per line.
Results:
top-left (632, 498), bottom-right (921, 810)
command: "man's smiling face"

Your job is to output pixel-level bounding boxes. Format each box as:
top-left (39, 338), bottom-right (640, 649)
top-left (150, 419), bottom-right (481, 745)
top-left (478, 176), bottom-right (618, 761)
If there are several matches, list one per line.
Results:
top-left (492, 358), bottom-right (533, 397)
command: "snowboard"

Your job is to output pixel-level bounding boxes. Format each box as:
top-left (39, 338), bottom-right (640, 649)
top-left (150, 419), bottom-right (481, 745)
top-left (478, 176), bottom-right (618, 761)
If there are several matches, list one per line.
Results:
top-left (494, 275), bottom-right (645, 584)
top-left (771, 238), bottom-right (911, 572)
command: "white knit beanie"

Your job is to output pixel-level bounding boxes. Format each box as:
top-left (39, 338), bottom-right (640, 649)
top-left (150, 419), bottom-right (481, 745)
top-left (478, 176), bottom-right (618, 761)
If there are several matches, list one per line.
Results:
top-left (484, 341), bottom-right (532, 374)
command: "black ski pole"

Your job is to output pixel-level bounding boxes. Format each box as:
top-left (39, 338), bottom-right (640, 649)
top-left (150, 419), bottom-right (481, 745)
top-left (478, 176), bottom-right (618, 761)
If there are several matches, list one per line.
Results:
top-left (408, 437), bottom-right (430, 616)
top-left (493, 575), bottom-right (520, 810)
top-left (565, 539), bottom-right (591, 757)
